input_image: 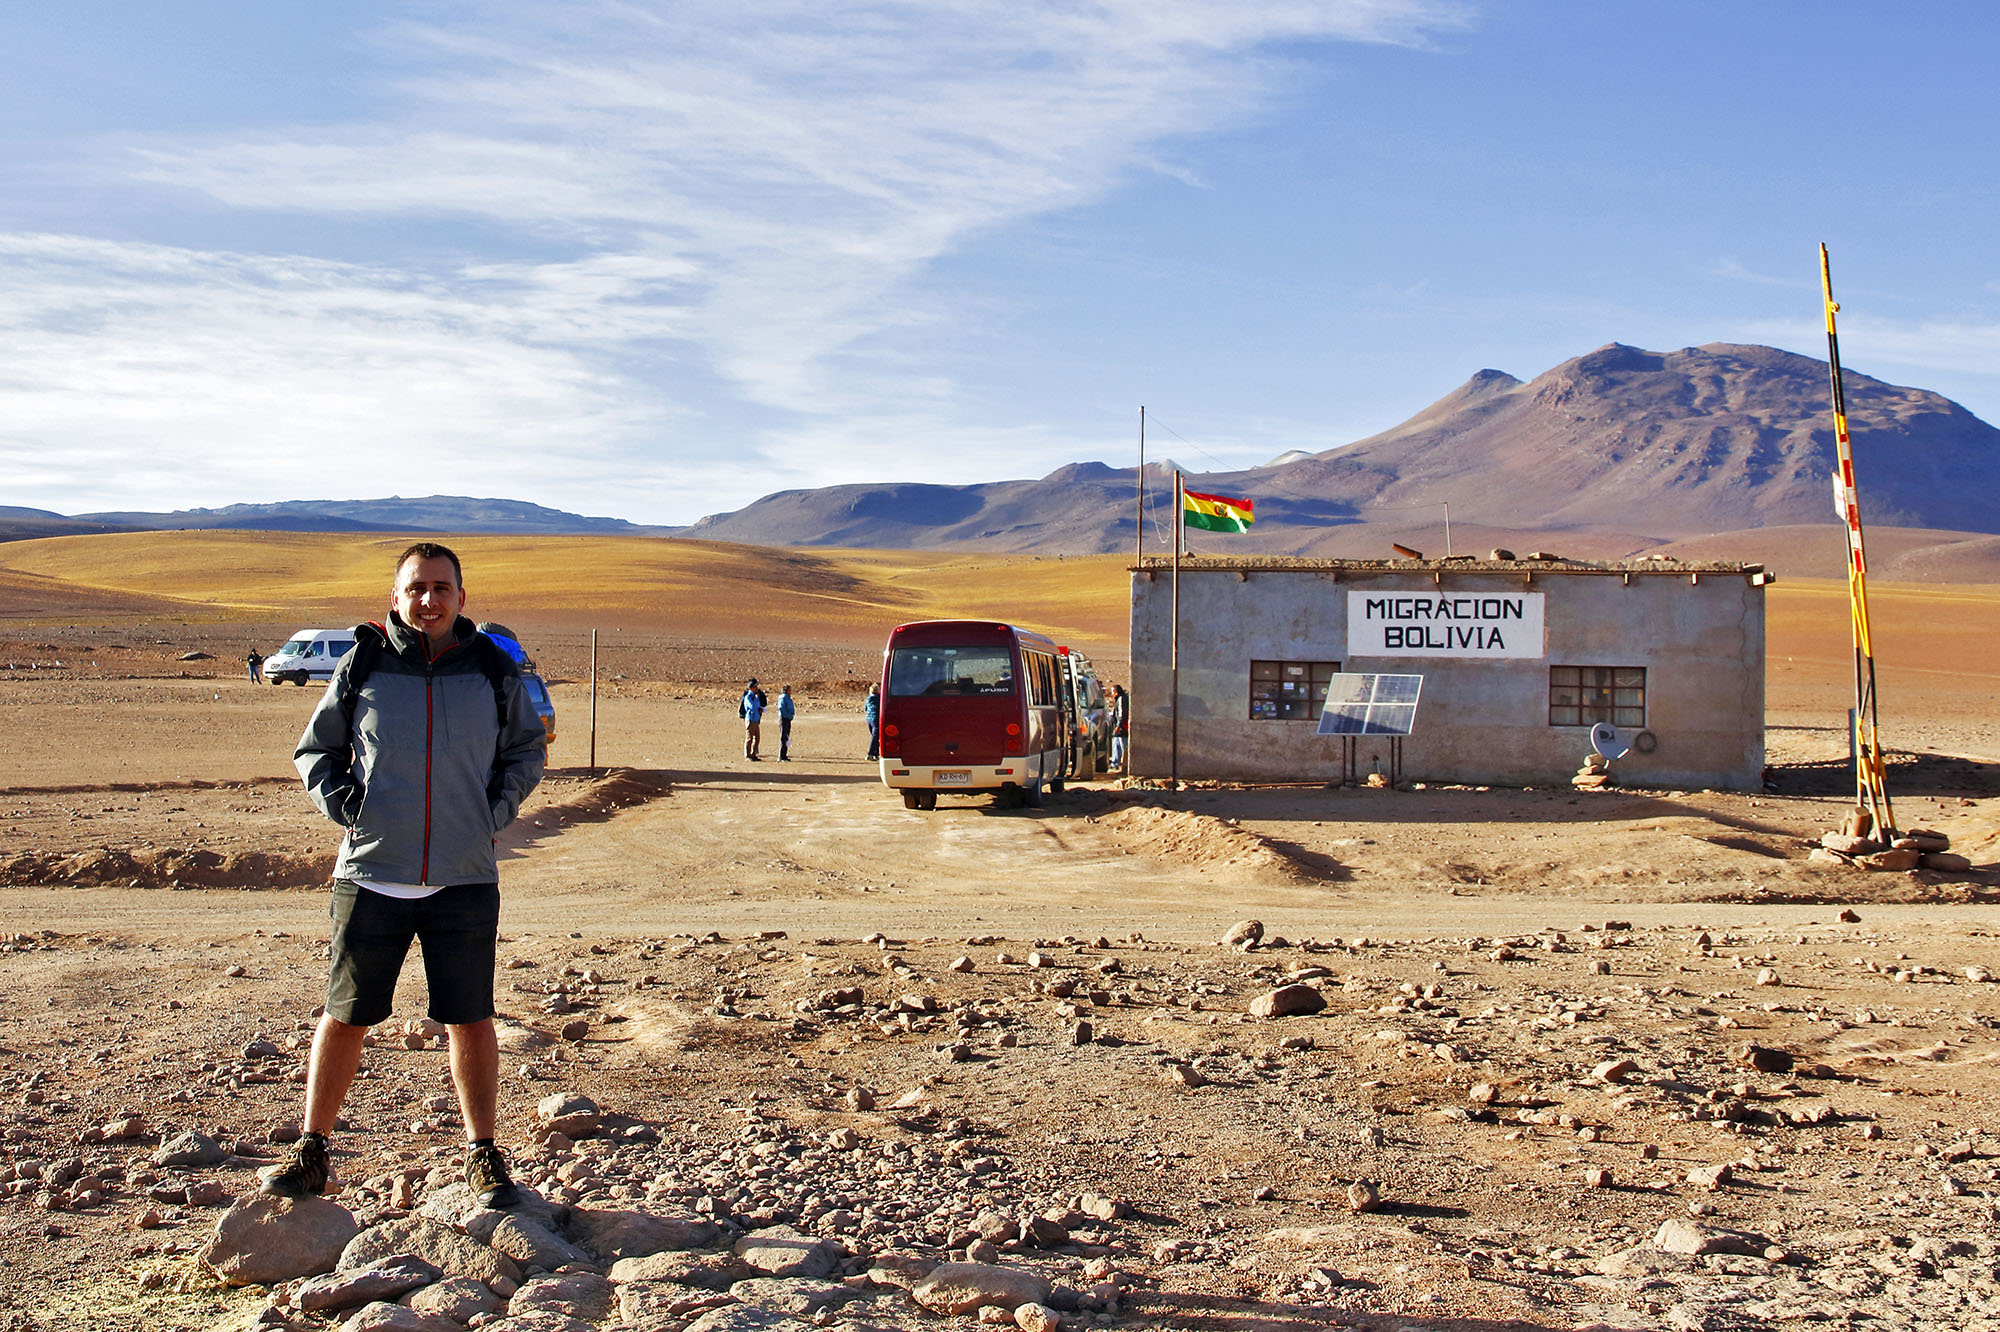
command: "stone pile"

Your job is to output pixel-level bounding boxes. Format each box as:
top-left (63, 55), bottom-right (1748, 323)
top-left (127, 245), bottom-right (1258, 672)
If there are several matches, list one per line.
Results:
top-left (1811, 809), bottom-right (1969, 873)
top-left (1571, 750), bottom-right (1611, 790)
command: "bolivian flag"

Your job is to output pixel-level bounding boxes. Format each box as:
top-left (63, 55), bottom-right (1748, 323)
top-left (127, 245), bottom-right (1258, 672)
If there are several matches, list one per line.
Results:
top-left (1183, 488), bottom-right (1255, 533)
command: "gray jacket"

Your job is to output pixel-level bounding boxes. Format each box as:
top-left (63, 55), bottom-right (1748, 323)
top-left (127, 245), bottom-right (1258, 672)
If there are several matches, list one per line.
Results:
top-left (295, 612), bottom-right (546, 886)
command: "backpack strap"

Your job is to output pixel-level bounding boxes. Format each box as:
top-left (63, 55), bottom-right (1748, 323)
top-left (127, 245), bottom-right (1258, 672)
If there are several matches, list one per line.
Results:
top-left (338, 620), bottom-right (516, 739)
top-left (336, 622), bottom-right (389, 735)
top-left (469, 632), bottom-right (515, 732)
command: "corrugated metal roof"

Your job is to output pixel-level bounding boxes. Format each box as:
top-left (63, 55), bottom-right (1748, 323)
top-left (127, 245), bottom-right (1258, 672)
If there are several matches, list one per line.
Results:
top-left (1131, 555), bottom-right (1765, 575)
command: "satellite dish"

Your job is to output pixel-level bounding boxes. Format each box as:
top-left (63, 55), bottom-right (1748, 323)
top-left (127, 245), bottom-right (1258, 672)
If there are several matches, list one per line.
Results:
top-left (1590, 722), bottom-right (1631, 761)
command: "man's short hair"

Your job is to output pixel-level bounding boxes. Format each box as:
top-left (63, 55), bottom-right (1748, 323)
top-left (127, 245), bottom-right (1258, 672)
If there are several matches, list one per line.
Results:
top-left (396, 541), bottom-right (463, 585)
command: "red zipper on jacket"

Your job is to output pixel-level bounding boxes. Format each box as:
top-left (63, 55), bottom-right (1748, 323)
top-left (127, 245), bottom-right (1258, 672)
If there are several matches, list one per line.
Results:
top-left (421, 646), bottom-right (435, 883)
top-left (414, 632), bottom-right (466, 884)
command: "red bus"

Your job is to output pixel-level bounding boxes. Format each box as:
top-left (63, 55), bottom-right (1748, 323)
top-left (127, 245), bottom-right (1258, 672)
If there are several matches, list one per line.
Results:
top-left (877, 620), bottom-right (1073, 810)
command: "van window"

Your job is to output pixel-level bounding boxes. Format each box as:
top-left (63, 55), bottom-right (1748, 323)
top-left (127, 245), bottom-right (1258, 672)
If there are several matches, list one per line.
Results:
top-left (888, 646), bottom-right (1015, 697)
top-left (281, 638), bottom-right (312, 655)
top-left (331, 642), bottom-right (354, 658)
top-left (307, 643), bottom-right (324, 657)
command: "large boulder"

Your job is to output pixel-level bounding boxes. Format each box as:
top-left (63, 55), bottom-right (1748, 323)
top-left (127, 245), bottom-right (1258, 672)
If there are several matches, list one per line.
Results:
top-left (732, 1225), bottom-right (840, 1279)
top-left (339, 1215), bottom-right (520, 1287)
top-left (912, 1262), bottom-right (1053, 1315)
top-left (336, 1305), bottom-right (467, 1331)
top-left (570, 1206), bottom-right (718, 1262)
top-left (684, 1307), bottom-right (816, 1332)
top-left (509, 1271), bottom-right (616, 1322)
top-left (420, 1180), bottom-right (559, 1231)
top-left (467, 1210), bottom-right (591, 1271)
top-left (295, 1256), bottom-right (442, 1313)
top-left (200, 1194), bottom-right (360, 1287)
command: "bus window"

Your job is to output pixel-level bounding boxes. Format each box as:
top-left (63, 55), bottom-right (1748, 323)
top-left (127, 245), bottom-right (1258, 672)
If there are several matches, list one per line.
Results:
top-left (888, 645), bottom-right (1016, 697)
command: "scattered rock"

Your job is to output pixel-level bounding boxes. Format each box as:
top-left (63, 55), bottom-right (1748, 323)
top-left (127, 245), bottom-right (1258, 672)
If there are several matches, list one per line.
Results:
top-left (1222, 920), bottom-right (1264, 950)
top-left (1249, 984), bottom-right (1326, 1018)
top-left (1739, 1044), bottom-right (1794, 1073)
top-left (153, 1130), bottom-right (228, 1169)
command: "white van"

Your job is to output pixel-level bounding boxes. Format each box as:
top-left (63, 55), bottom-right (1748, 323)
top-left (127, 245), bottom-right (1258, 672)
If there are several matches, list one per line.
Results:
top-left (264, 629), bottom-right (357, 686)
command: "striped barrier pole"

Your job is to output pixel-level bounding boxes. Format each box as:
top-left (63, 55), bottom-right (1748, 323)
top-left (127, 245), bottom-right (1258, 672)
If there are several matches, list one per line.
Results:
top-left (1820, 244), bottom-right (1895, 839)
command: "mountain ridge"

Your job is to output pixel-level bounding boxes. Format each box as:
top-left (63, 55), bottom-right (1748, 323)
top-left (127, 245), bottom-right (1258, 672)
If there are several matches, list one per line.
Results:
top-left (10, 343), bottom-right (1996, 571)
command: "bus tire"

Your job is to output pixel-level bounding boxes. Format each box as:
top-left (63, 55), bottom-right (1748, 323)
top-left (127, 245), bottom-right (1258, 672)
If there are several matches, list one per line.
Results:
top-left (902, 790), bottom-right (923, 810)
top-left (917, 791), bottom-right (937, 811)
top-left (1050, 777), bottom-right (1065, 795)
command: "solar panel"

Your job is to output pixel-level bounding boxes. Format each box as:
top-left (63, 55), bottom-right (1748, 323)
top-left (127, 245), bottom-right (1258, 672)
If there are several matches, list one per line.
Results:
top-left (1316, 673), bottom-right (1425, 736)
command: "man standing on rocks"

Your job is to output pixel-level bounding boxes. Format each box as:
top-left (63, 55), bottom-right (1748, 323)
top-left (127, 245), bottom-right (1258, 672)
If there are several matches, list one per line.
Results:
top-left (263, 542), bottom-right (547, 1208)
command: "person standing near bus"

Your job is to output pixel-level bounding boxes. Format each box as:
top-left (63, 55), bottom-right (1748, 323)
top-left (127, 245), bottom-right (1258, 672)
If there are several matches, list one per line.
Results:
top-left (864, 683), bottom-right (880, 761)
top-left (740, 678), bottom-right (767, 761)
top-left (776, 686), bottom-right (796, 761)
top-left (1107, 683), bottom-right (1129, 770)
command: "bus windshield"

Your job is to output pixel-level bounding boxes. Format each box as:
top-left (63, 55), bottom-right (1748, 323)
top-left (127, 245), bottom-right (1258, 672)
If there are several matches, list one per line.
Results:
top-left (888, 645), bottom-right (1016, 697)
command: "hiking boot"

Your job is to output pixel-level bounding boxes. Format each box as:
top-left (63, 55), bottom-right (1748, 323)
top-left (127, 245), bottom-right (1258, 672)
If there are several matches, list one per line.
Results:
top-left (466, 1142), bottom-right (526, 1210)
top-left (260, 1134), bottom-right (330, 1198)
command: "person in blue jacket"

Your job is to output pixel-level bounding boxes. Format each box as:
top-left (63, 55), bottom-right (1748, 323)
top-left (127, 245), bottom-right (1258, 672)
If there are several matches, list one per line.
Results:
top-left (263, 542), bottom-right (545, 1209)
top-left (739, 677), bottom-right (767, 760)
top-left (864, 683), bottom-right (880, 761)
top-left (776, 685), bottom-right (796, 761)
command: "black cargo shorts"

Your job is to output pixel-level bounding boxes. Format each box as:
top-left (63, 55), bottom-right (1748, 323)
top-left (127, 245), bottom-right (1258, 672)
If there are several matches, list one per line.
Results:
top-left (326, 879), bottom-right (500, 1027)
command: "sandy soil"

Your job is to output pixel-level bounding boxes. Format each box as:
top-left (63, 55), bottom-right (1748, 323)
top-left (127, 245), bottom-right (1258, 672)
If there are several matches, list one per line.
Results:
top-left (1, 541), bottom-right (1998, 1332)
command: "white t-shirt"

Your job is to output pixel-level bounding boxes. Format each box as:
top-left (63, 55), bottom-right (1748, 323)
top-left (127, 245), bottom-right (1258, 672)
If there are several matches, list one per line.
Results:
top-left (357, 880), bottom-right (445, 900)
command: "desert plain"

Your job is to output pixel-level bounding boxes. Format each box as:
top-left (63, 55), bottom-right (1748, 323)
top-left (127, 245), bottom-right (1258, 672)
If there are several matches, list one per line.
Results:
top-left (1, 530), bottom-right (1997, 1332)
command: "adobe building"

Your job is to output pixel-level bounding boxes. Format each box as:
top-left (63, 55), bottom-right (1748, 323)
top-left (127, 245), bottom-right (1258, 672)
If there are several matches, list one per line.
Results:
top-left (1128, 555), bottom-right (1770, 789)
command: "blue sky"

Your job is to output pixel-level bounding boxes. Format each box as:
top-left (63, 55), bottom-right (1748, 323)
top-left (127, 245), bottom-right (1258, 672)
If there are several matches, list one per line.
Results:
top-left (3, 1), bottom-right (1995, 525)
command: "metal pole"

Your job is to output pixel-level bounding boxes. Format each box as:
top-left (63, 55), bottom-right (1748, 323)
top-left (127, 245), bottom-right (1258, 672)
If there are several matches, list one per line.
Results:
top-left (1443, 501), bottom-right (1452, 558)
top-left (589, 628), bottom-right (599, 774)
top-left (1136, 406), bottom-right (1146, 567)
top-left (1170, 469), bottom-right (1182, 791)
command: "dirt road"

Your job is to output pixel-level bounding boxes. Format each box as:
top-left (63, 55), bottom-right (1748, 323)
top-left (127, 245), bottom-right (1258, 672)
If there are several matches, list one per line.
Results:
top-left (4, 632), bottom-right (1999, 1332)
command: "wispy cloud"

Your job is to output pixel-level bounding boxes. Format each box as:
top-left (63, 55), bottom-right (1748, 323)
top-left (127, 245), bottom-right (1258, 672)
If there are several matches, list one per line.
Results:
top-left (1737, 312), bottom-right (2000, 387)
top-left (6, 1), bottom-right (1473, 519)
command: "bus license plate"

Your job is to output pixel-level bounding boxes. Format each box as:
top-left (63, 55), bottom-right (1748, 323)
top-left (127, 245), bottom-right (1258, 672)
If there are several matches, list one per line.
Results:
top-left (934, 770), bottom-right (971, 785)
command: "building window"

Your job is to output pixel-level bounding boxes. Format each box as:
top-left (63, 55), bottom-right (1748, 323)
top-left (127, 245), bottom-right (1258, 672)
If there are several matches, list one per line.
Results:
top-left (1250, 660), bottom-right (1340, 721)
top-left (1550, 666), bottom-right (1645, 727)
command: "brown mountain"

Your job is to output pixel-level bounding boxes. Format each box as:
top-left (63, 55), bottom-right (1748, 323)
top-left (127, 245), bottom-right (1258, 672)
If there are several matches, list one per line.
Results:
top-left (687, 342), bottom-right (2000, 559)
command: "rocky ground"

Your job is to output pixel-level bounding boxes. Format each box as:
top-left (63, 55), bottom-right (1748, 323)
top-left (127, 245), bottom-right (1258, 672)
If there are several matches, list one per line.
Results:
top-left (2, 623), bottom-right (1998, 1332)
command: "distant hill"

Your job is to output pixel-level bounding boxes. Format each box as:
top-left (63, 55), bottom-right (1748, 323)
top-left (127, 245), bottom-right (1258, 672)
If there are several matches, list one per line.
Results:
top-left (59, 496), bottom-right (653, 538)
top-left (0, 505), bottom-right (136, 542)
top-left (688, 343), bottom-right (2000, 556)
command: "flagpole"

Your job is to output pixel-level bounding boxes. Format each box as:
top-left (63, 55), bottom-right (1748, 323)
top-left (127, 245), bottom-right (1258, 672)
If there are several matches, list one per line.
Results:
top-left (1136, 406), bottom-right (1146, 567)
top-left (1171, 469), bottom-right (1182, 792)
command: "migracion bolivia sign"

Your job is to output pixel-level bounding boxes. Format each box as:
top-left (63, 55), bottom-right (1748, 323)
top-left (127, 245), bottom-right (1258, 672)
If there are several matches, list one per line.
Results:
top-left (1346, 591), bottom-right (1546, 659)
